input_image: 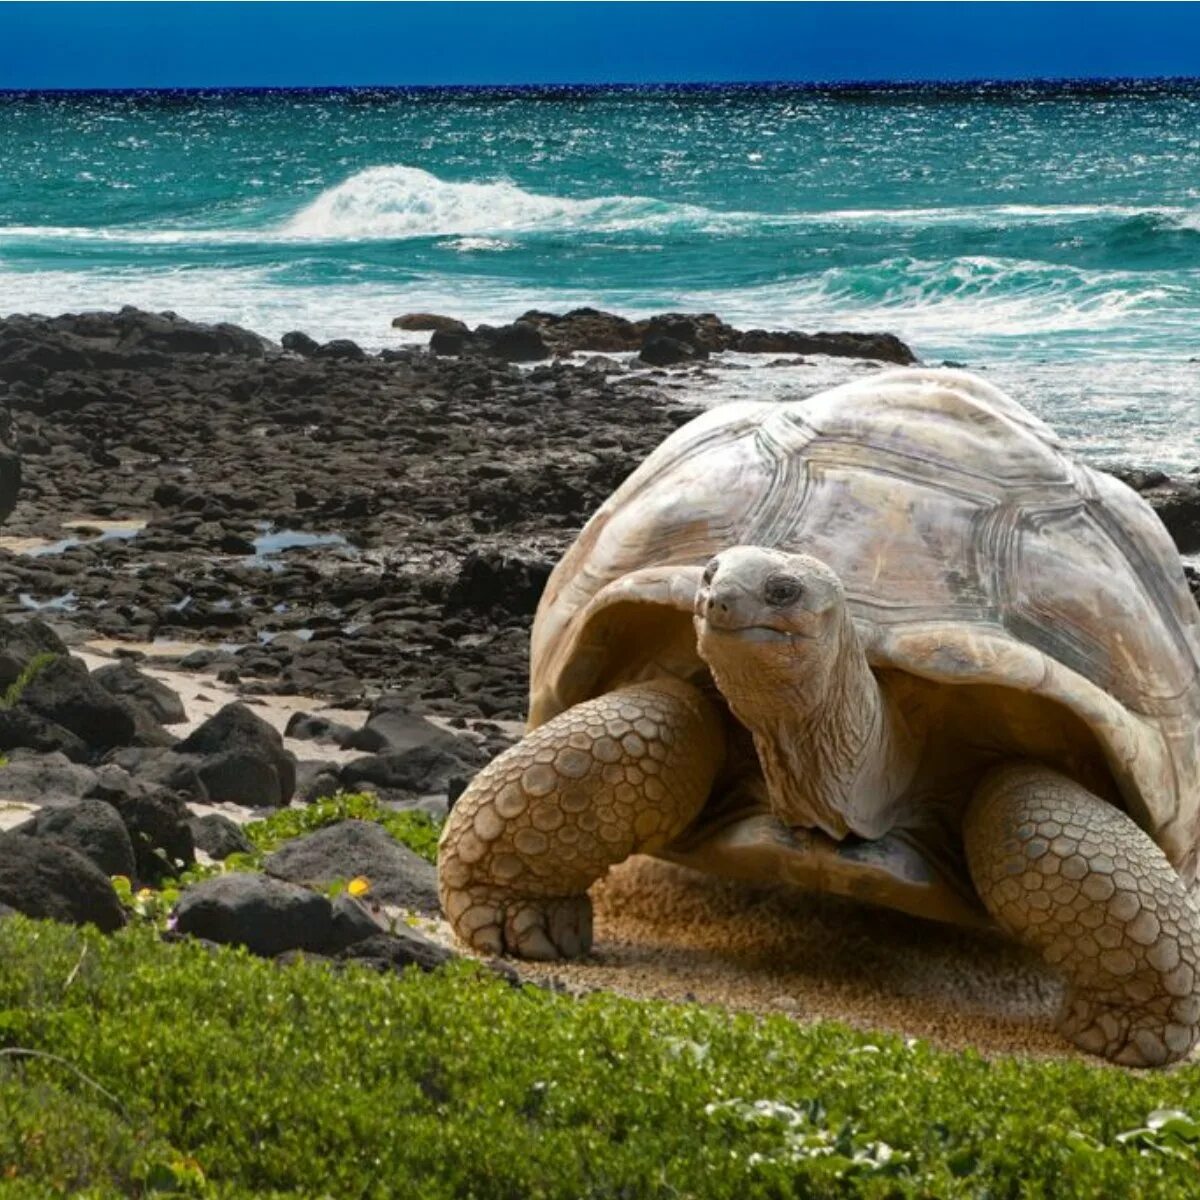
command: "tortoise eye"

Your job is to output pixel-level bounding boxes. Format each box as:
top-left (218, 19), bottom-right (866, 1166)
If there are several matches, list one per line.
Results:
top-left (763, 574), bottom-right (803, 607)
top-left (702, 557), bottom-right (721, 585)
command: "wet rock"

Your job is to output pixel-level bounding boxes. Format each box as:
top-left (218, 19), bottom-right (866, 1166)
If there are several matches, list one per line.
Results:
top-left (313, 339), bottom-right (367, 363)
top-left (0, 831), bottom-right (125, 932)
top-left (281, 330), bottom-right (320, 356)
top-left (429, 328), bottom-right (470, 356)
top-left (175, 702), bottom-right (296, 806)
top-left (639, 335), bottom-right (707, 367)
top-left (91, 661), bottom-right (187, 725)
top-left (1136, 477), bottom-right (1200, 554)
top-left (642, 313), bottom-right (734, 353)
top-left (173, 873), bottom-right (332, 957)
top-left (110, 308), bottom-right (270, 359)
top-left (188, 812), bottom-right (254, 861)
top-left (392, 313), bottom-right (468, 334)
top-left (13, 798), bottom-right (136, 879)
top-left (475, 321), bottom-right (551, 363)
top-left (263, 819), bottom-right (439, 914)
top-left (735, 329), bottom-right (917, 364)
top-left (517, 307), bottom-right (641, 353)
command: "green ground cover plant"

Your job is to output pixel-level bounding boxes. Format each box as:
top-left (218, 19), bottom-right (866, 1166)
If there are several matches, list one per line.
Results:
top-left (242, 792), bottom-right (442, 863)
top-left (3, 917), bottom-right (1200, 1198)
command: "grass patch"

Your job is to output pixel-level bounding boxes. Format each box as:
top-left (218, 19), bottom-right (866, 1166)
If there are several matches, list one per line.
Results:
top-left (2, 918), bottom-right (1200, 1197)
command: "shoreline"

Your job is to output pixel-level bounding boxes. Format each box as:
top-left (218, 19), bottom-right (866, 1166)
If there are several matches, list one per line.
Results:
top-left (0, 304), bottom-right (1197, 1063)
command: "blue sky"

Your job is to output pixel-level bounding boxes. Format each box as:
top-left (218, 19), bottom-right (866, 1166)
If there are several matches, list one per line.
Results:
top-left (1, 2), bottom-right (1199, 89)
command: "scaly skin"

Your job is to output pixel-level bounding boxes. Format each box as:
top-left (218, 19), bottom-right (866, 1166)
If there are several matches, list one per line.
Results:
top-left (965, 763), bottom-right (1200, 1067)
top-left (438, 678), bottom-right (724, 959)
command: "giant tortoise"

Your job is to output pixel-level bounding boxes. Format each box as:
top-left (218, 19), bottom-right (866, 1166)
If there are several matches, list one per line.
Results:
top-left (439, 368), bottom-right (1200, 1066)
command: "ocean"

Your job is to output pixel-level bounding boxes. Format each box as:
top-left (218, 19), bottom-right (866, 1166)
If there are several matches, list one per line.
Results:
top-left (1, 82), bottom-right (1198, 469)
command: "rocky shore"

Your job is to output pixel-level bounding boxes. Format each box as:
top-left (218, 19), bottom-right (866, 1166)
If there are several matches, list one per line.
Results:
top-left (0, 305), bottom-right (1197, 977)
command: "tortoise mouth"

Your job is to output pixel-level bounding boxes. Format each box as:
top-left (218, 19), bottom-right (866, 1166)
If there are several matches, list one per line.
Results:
top-left (696, 617), bottom-right (816, 643)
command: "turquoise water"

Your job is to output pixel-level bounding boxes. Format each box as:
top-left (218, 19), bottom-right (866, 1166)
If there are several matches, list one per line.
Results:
top-left (1, 84), bottom-right (1198, 465)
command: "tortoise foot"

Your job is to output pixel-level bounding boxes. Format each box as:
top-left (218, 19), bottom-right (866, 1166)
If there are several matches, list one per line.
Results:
top-left (447, 886), bottom-right (593, 961)
top-left (1060, 992), bottom-right (1200, 1067)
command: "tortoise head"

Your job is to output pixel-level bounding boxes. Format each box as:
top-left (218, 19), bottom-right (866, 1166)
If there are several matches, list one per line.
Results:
top-left (693, 546), bottom-right (887, 837)
top-left (693, 546), bottom-right (852, 703)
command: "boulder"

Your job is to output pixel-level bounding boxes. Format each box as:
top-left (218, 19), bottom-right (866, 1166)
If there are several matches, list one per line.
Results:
top-left (14, 656), bottom-right (136, 751)
top-left (172, 873), bottom-right (332, 957)
top-left (342, 697), bottom-right (476, 761)
top-left (444, 548), bottom-right (553, 618)
top-left (1138, 478), bottom-right (1200, 555)
top-left (281, 330), bottom-right (320, 357)
top-left (0, 618), bottom-right (69, 691)
top-left (0, 752), bottom-right (97, 806)
top-left (0, 706), bottom-right (91, 762)
top-left (87, 765), bottom-right (195, 882)
top-left (112, 307), bottom-right (269, 359)
top-left (313, 339), bottom-right (367, 363)
top-left (295, 759), bottom-right (342, 805)
top-left (263, 819), bottom-right (439, 914)
top-left (735, 328), bottom-right (917, 364)
top-left (641, 313), bottom-right (736, 353)
top-left (391, 313), bottom-right (468, 334)
top-left (516, 308), bottom-right (641, 354)
top-left (476, 321), bottom-right (551, 363)
top-left (91, 661), bottom-right (187, 725)
top-left (336, 929), bottom-right (455, 974)
top-left (0, 832), bottom-right (124, 932)
top-left (284, 711), bottom-right (357, 746)
top-left (175, 702), bottom-right (296, 806)
top-left (0, 445), bottom-right (19, 527)
top-left (13, 798), bottom-right (136, 879)
top-left (429, 328), bottom-right (470, 357)
top-left (638, 335), bottom-right (706, 367)
top-left (326, 893), bottom-right (386, 952)
top-left (105, 747), bottom-right (209, 802)
top-left (340, 747), bottom-right (466, 798)
top-left (188, 812), bottom-right (254, 861)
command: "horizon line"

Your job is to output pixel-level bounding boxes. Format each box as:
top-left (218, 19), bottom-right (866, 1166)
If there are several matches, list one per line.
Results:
top-left (3, 74), bottom-right (1200, 98)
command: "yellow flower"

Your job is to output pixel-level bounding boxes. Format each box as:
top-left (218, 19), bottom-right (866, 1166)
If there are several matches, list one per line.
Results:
top-left (348, 876), bottom-right (371, 897)
top-left (136, 888), bottom-right (155, 901)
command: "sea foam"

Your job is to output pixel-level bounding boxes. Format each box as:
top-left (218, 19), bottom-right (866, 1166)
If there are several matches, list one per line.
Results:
top-left (281, 165), bottom-right (722, 239)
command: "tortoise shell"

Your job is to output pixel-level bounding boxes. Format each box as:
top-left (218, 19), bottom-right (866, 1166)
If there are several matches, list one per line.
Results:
top-left (528, 369), bottom-right (1200, 877)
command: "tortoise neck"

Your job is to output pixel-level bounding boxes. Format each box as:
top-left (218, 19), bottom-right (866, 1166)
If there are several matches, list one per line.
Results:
top-left (723, 616), bottom-right (918, 840)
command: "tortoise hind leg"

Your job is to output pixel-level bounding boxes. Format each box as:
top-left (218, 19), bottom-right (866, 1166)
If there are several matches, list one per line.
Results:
top-left (964, 762), bottom-right (1200, 1066)
top-left (438, 678), bottom-right (724, 960)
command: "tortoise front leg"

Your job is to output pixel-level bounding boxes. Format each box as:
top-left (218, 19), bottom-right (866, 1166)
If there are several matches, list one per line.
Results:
top-left (438, 678), bottom-right (724, 960)
top-left (964, 763), bottom-right (1200, 1066)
